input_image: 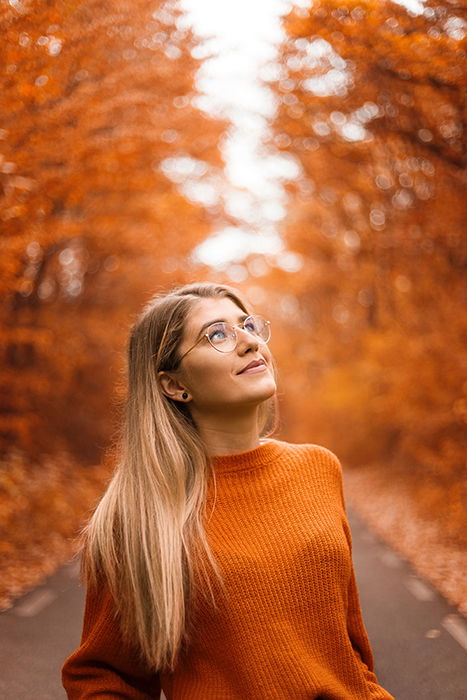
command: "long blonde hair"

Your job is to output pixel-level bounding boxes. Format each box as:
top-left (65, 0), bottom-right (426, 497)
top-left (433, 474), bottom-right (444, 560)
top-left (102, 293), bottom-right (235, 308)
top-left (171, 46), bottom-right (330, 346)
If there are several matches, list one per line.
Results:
top-left (82, 282), bottom-right (278, 671)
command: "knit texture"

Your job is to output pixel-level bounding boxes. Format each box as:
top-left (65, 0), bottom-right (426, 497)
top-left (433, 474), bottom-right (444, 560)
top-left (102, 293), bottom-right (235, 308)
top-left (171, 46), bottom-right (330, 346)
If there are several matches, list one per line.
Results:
top-left (62, 439), bottom-right (395, 699)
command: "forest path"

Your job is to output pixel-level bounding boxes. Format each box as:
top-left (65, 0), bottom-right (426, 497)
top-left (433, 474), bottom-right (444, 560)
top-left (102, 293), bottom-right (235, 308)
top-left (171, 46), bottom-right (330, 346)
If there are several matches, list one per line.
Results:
top-left (0, 506), bottom-right (466, 700)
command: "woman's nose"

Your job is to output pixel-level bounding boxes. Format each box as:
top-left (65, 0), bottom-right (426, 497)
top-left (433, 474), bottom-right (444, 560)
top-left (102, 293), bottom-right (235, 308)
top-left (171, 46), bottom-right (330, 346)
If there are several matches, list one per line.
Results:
top-left (235, 327), bottom-right (259, 352)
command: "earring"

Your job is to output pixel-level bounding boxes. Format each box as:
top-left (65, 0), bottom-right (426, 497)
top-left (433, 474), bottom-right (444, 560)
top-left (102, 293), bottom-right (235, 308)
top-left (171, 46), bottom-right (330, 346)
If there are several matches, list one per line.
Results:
top-left (182, 392), bottom-right (188, 400)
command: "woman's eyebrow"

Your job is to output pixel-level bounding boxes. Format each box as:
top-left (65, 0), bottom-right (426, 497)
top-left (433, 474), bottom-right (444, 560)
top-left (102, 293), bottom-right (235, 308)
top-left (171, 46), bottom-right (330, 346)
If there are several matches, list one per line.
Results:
top-left (195, 314), bottom-right (249, 340)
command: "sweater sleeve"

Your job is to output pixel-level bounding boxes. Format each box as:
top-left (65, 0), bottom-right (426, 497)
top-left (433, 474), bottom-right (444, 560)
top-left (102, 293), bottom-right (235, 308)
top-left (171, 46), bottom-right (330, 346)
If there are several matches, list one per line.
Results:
top-left (332, 454), bottom-right (396, 700)
top-left (62, 580), bottom-right (161, 699)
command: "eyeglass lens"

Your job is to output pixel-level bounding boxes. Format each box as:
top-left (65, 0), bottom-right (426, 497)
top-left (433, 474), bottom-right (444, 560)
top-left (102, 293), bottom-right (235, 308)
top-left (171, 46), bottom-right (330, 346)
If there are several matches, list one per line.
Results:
top-left (206, 315), bottom-right (270, 352)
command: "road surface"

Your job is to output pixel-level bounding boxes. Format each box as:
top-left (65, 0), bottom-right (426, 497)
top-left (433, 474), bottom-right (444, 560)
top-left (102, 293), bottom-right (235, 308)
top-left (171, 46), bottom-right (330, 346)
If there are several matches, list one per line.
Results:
top-left (1, 506), bottom-right (466, 699)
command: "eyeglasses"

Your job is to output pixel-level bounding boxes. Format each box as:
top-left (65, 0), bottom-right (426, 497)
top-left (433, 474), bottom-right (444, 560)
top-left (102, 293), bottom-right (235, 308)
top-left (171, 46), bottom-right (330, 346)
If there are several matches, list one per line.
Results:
top-left (178, 314), bottom-right (271, 363)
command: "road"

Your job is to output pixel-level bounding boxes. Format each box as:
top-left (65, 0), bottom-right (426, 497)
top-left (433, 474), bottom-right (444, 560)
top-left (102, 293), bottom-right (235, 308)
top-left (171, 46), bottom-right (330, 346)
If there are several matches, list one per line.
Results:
top-left (1, 506), bottom-right (466, 699)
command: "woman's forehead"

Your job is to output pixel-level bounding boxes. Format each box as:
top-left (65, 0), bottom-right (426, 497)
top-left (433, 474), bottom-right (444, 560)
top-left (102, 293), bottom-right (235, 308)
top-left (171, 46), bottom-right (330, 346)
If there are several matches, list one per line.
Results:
top-left (186, 296), bottom-right (246, 334)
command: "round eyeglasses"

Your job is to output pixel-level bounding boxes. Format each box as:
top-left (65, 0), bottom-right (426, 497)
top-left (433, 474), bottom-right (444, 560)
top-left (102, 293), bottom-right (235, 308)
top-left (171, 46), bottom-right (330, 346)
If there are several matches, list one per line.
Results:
top-left (178, 314), bottom-right (271, 363)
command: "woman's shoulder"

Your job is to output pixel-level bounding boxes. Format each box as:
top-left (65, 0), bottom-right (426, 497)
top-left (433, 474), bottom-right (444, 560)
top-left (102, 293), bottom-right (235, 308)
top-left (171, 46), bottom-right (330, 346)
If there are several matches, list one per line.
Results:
top-left (270, 440), bottom-right (345, 503)
top-left (270, 438), bottom-right (343, 473)
top-left (270, 440), bottom-right (342, 483)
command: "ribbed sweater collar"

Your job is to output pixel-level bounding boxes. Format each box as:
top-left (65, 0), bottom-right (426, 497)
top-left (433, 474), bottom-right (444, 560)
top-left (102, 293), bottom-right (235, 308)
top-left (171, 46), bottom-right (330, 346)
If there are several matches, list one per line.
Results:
top-left (210, 438), bottom-right (286, 474)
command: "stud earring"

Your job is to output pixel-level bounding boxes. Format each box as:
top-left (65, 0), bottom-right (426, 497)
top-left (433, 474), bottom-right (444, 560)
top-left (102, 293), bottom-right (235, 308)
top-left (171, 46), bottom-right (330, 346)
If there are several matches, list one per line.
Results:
top-left (182, 392), bottom-right (188, 400)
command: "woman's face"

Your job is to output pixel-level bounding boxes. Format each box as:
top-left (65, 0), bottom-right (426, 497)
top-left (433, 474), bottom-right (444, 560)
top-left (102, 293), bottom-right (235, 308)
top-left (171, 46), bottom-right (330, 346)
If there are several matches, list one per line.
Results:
top-left (163, 296), bottom-right (276, 414)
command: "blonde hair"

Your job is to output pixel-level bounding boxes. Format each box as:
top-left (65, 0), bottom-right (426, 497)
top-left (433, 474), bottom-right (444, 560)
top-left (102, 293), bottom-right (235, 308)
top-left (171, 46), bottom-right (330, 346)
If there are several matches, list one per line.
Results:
top-left (82, 282), bottom-right (278, 671)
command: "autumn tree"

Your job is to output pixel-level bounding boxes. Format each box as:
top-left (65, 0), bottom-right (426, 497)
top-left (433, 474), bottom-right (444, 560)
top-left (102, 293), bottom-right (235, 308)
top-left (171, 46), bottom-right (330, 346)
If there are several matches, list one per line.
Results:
top-left (0, 0), bottom-right (227, 460)
top-left (259, 0), bottom-right (466, 534)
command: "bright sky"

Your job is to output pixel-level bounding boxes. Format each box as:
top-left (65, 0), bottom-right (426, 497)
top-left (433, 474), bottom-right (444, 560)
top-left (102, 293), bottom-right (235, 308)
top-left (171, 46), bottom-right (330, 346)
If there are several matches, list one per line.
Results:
top-left (175, 0), bottom-right (302, 275)
top-left (175, 0), bottom-right (426, 274)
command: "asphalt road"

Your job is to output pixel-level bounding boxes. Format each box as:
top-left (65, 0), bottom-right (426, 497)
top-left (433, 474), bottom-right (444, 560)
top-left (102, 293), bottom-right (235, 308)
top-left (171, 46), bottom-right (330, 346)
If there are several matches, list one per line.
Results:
top-left (1, 506), bottom-right (466, 700)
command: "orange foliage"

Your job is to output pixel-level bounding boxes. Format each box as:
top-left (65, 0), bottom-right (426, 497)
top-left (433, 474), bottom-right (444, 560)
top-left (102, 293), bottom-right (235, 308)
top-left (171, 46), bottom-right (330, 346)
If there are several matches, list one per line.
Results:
top-left (0, 0), bottom-right (229, 602)
top-left (0, 448), bottom-right (111, 609)
top-left (0, 0), bottom-right (226, 460)
top-left (258, 0), bottom-right (466, 543)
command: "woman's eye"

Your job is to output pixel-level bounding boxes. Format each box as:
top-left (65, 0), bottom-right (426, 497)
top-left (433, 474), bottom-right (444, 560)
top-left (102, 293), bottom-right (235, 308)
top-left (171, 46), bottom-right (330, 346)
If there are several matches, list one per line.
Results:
top-left (244, 320), bottom-right (257, 333)
top-left (209, 327), bottom-right (227, 342)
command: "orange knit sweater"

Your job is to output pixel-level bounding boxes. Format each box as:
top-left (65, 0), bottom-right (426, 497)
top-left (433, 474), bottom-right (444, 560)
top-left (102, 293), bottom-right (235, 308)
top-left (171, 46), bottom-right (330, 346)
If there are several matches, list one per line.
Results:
top-left (62, 439), bottom-right (395, 699)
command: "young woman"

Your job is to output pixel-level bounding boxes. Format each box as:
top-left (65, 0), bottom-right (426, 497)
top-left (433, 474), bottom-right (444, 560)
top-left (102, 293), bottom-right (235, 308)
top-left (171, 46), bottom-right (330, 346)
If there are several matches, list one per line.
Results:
top-left (62, 282), bottom-right (395, 700)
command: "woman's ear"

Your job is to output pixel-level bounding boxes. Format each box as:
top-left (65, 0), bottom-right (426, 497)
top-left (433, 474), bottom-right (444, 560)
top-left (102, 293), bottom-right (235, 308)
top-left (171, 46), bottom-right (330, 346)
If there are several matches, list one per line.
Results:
top-left (158, 371), bottom-right (190, 402)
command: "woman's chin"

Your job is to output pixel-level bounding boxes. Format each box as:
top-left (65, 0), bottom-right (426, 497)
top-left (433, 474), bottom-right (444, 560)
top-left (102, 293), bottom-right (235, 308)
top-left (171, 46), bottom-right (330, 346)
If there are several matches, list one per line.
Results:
top-left (248, 380), bottom-right (277, 405)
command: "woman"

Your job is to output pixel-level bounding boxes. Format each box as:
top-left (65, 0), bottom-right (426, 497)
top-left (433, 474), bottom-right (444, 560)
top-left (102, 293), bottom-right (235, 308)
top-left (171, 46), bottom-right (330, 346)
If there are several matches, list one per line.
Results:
top-left (62, 281), bottom-right (395, 700)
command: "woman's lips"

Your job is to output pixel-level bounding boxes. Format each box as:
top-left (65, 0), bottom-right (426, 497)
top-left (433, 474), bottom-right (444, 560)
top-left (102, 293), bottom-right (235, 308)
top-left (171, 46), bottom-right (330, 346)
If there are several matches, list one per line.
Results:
top-left (239, 363), bottom-right (267, 374)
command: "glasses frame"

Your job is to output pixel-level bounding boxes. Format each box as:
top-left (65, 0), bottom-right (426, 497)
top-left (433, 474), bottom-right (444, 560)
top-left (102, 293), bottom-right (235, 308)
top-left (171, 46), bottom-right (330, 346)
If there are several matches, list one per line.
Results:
top-left (178, 314), bottom-right (271, 364)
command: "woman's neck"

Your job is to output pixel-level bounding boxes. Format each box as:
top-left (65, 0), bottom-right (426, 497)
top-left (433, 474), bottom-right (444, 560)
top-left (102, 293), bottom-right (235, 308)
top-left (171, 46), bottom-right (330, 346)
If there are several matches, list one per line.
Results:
top-left (192, 406), bottom-right (261, 457)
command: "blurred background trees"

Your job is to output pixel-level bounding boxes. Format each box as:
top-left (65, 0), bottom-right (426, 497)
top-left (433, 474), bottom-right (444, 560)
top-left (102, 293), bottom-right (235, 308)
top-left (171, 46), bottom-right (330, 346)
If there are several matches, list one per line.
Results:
top-left (0, 0), bottom-right (465, 610)
top-left (258, 0), bottom-right (466, 545)
top-left (1, 0), bottom-right (225, 461)
top-left (0, 0), bottom-right (227, 602)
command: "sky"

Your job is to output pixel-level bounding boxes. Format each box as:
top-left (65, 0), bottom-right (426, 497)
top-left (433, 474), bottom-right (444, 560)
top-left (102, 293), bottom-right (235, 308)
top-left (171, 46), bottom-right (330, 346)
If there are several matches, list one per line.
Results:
top-left (173, 0), bottom-right (303, 275)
